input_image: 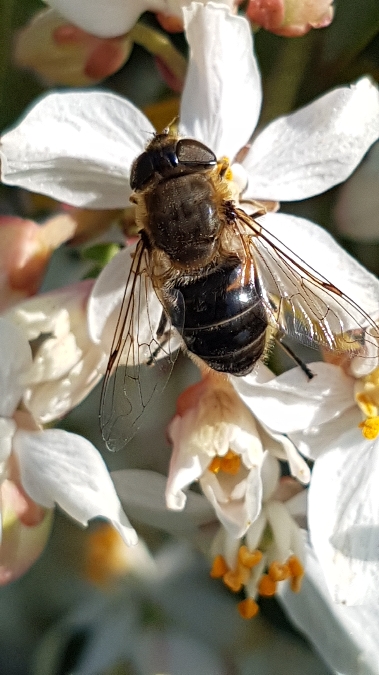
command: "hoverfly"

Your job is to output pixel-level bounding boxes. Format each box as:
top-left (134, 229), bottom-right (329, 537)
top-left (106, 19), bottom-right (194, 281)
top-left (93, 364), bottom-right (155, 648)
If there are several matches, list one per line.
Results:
top-left (100, 131), bottom-right (379, 451)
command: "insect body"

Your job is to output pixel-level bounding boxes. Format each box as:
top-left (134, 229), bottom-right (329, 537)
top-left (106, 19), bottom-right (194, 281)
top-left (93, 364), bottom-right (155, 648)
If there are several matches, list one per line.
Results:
top-left (100, 131), bottom-right (379, 450)
top-left (130, 133), bottom-right (268, 376)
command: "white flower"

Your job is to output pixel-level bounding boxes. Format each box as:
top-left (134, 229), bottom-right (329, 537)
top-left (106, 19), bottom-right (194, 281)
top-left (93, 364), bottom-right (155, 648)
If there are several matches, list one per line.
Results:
top-left (165, 371), bottom-right (309, 538)
top-left (3, 281), bottom-right (107, 423)
top-left (46, 0), bottom-right (234, 38)
top-left (0, 316), bottom-right (137, 548)
top-left (209, 454), bottom-right (306, 619)
top-left (2, 2), bottom-right (379, 213)
top-left (233, 359), bottom-right (379, 608)
top-left (112, 459), bottom-right (307, 620)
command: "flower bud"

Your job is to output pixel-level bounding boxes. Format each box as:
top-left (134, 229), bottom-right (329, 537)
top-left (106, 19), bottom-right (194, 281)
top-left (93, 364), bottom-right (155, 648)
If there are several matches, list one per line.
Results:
top-left (246, 0), bottom-right (334, 37)
top-left (15, 8), bottom-right (132, 86)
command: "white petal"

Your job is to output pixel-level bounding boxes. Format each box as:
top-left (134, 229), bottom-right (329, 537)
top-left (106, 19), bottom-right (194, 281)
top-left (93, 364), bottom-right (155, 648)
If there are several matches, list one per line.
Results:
top-left (255, 212), bottom-right (379, 317)
top-left (112, 469), bottom-right (215, 536)
top-left (234, 362), bottom-right (355, 436)
top-left (88, 246), bottom-right (135, 345)
top-left (244, 78), bottom-right (379, 201)
top-left (201, 466), bottom-right (261, 538)
top-left (165, 412), bottom-right (211, 511)
top-left (48, 0), bottom-right (152, 37)
top-left (0, 318), bottom-right (32, 417)
top-left (268, 428), bottom-right (310, 484)
top-left (1, 91), bottom-right (153, 208)
top-left (279, 541), bottom-right (379, 675)
top-left (335, 142), bottom-right (379, 242)
top-left (309, 433), bottom-right (379, 606)
top-left (179, 2), bottom-right (261, 159)
top-left (13, 428), bottom-right (137, 546)
top-left (88, 245), bottom-right (180, 362)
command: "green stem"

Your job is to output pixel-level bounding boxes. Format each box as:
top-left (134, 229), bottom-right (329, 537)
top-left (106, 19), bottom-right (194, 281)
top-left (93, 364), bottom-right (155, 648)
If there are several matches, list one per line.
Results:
top-left (0, 0), bottom-right (15, 115)
top-left (129, 22), bottom-right (187, 84)
top-left (259, 33), bottom-right (316, 126)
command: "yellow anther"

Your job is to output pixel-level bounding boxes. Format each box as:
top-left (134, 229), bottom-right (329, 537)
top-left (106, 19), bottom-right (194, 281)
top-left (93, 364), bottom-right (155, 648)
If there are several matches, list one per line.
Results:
top-left (287, 555), bottom-right (304, 578)
top-left (287, 555), bottom-right (304, 593)
top-left (359, 417), bottom-right (379, 440)
top-left (221, 450), bottom-right (241, 475)
top-left (209, 450), bottom-right (241, 475)
top-left (355, 367), bottom-right (379, 417)
top-left (209, 456), bottom-right (222, 474)
top-left (223, 569), bottom-right (244, 593)
top-left (238, 597), bottom-right (259, 619)
top-left (237, 562), bottom-right (251, 586)
top-left (217, 156), bottom-right (233, 180)
top-left (238, 545), bottom-right (263, 568)
top-left (268, 561), bottom-right (290, 582)
top-left (84, 523), bottom-right (130, 586)
top-left (356, 392), bottom-right (378, 418)
top-left (210, 555), bottom-right (228, 578)
top-left (258, 574), bottom-right (277, 597)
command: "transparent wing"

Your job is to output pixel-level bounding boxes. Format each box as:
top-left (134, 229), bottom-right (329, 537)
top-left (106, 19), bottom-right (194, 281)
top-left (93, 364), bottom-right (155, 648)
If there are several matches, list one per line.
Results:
top-left (100, 239), bottom-right (181, 451)
top-left (235, 208), bottom-right (379, 358)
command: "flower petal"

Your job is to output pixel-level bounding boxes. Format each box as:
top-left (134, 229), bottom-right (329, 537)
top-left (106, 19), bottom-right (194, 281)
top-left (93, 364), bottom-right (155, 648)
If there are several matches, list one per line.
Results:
top-left (5, 281), bottom-right (106, 423)
top-left (309, 433), bottom-right (379, 606)
top-left (13, 428), bottom-right (137, 546)
top-left (48, 0), bottom-right (152, 38)
top-left (279, 541), bottom-right (379, 675)
top-left (1, 91), bottom-right (153, 208)
top-left (112, 469), bottom-right (215, 536)
top-left (0, 318), bottom-right (32, 417)
top-left (87, 246), bottom-right (135, 346)
top-left (243, 78), bottom-right (379, 201)
top-left (179, 2), bottom-right (261, 159)
top-left (234, 362), bottom-right (355, 437)
top-left (165, 410), bottom-right (211, 510)
top-left (0, 506), bottom-right (53, 585)
top-left (200, 465), bottom-right (262, 538)
top-left (334, 142), bottom-right (379, 242)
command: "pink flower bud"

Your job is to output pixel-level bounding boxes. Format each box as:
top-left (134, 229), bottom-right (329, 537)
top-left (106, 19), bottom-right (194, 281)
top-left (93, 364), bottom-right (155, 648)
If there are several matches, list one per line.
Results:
top-left (0, 214), bottom-right (75, 311)
top-left (15, 8), bottom-right (132, 86)
top-left (246, 0), bottom-right (334, 37)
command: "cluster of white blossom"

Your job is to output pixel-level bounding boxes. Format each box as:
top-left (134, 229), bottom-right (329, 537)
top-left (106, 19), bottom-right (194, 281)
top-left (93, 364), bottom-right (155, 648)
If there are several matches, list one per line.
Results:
top-left (2, 1), bottom-right (379, 673)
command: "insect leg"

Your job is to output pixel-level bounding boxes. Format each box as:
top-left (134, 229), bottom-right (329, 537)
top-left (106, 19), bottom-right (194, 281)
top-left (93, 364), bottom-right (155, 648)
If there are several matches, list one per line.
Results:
top-left (275, 337), bottom-right (314, 380)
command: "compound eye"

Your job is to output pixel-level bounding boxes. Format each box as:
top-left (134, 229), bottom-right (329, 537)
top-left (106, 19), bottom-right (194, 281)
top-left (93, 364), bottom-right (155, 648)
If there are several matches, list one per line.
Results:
top-left (130, 152), bottom-right (155, 190)
top-left (176, 139), bottom-right (217, 166)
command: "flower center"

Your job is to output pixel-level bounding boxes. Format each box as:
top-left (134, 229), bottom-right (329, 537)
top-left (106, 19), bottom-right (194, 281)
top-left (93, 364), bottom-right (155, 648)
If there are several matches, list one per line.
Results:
top-left (355, 367), bottom-right (379, 438)
top-left (210, 544), bottom-right (304, 619)
top-left (208, 449), bottom-right (241, 475)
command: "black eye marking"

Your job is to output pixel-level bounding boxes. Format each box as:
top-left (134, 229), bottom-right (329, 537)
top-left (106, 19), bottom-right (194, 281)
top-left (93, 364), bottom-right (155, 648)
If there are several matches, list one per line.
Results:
top-left (130, 152), bottom-right (155, 190)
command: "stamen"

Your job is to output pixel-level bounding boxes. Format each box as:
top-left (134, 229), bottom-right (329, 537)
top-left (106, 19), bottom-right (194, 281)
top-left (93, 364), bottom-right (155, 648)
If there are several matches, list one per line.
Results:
top-left (356, 393), bottom-right (378, 417)
top-left (238, 545), bottom-right (263, 568)
top-left (258, 574), bottom-right (277, 597)
top-left (210, 554), bottom-right (228, 578)
top-left (359, 416), bottom-right (379, 440)
top-left (209, 450), bottom-right (241, 475)
top-left (221, 450), bottom-right (241, 475)
top-left (223, 569), bottom-right (244, 593)
top-left (268, 561), bottom-right (290, 582)
top-left (238, 597), bottom-right (259, 619)
top-left (288, 555), bottom-right (304, 593)
top-left (209, 457), bottom-right (222, 474)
